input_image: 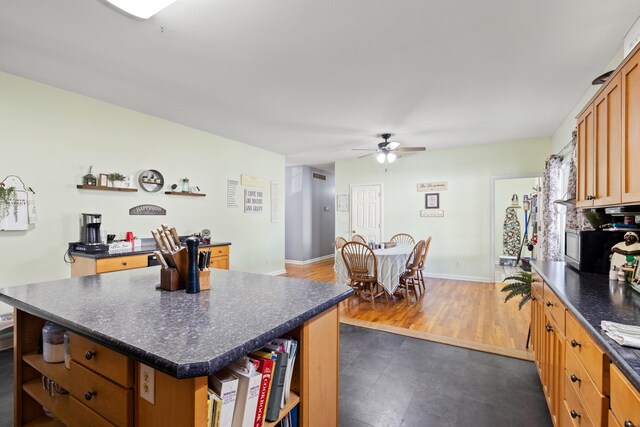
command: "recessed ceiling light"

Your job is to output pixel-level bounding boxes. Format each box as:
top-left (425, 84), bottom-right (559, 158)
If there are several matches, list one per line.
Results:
top-left (104, 0), bottom-right (178, 19)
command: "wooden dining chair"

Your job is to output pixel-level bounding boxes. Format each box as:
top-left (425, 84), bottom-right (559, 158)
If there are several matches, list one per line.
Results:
top-left (416, 236), bottom-right (432, 292)
top-left (351, 234), bottom-right (367, 244)
top-left (390, 233), bottom-right (415, 246)
top-left (335, 236), bottom-right (347, 249)
top-left (341, 242), bottom-right (388, 303)
top-left (396, 240), bottom-right (426, 302)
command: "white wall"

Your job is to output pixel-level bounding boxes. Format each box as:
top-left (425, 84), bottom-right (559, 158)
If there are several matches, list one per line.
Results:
top-left (0, 71), bottom-right (285, 314)
top-left (551, 49), bottom-right (625, 153)
top-left (335, 138), bottom-right (551, 282)
top-left (494, 177), bottom-right (540, 260)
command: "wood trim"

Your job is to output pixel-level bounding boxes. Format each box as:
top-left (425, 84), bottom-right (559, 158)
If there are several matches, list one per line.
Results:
top-left (340, 317), bottom-right (534, 361)
top-left (76, 185), bottom-right (138, 193)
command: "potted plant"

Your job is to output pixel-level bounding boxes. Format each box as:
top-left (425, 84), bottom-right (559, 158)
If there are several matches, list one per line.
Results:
top-left (0, 184), bottom-right (18, 221)
top-left (108, 173), bottom-right (127, 188)
top-left (500, 271), bottom-right (532, 310)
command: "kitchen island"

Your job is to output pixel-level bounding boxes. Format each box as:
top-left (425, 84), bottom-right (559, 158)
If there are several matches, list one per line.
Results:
top-left (0, 267), bottom-right (352, 427)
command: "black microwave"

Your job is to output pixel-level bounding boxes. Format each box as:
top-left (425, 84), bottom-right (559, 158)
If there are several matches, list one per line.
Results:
top-left (565, 229), bottom-right (628, 273)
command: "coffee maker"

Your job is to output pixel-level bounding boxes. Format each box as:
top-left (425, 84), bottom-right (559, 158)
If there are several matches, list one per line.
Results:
top-left (80, 213), bottom-right (102, 244)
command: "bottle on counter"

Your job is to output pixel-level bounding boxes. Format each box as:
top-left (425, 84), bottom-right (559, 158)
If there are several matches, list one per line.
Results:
top-left (42, 322), bottom-right (65, 363)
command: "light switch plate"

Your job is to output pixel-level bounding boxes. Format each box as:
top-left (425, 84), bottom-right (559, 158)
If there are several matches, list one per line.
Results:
top-left (139, 363), bottom-right (155, 404)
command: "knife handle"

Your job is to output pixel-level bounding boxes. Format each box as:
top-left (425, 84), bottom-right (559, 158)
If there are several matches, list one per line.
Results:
top-left (169, 227), bottom-right (181, 246)
top-left (151, 230), bottom-right (165, 251)
top-left (158, 228), bottom-right (175, 252)
top-left (154, 251), bottom-right (169, 269)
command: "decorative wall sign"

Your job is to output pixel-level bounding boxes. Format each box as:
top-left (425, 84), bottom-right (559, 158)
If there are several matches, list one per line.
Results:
top-left (425, 193), bottom-right (440, 209)
top-left (129, 204), bottom-right (166, 216)
top-left (0, 175), bottom-right (34, 231)
top-left (271, 182), bottom-right (279, 223)
top-left (241, 174), bottom-right (265, 188)
top-left (227, 179), bottom-right (239, 208)
top-left (417, 182), bottom-right (448, 192)
top-left (420, 209), bottom-right (444, 217)
top-left (244, 189), bottom-right (264, 213)
top-left (336, 195), bottom-right (349, 212)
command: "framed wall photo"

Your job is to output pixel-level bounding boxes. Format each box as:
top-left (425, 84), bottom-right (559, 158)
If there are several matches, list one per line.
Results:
top-left (99, 174), bottom-right (109, 187)
top-left (425, 193), bottom-right (440, 209)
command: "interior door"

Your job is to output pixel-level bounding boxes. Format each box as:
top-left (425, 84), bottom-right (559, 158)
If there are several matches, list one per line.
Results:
top-left (350, 184), bottom-right (382, 242)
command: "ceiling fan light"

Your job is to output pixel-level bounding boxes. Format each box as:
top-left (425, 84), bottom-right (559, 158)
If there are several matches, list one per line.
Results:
top-left (387, 141), bottom-right (400, 150)
top-left (104, 0), bottom-right (178, 19)
top-left (376, 153), bottom-right (386, 163)
top-left (387, 152), bottom-right (397, 163)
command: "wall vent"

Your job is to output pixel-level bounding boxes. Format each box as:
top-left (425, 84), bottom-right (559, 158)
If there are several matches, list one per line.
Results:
top-left (312, 172), bottom-right (326, 181)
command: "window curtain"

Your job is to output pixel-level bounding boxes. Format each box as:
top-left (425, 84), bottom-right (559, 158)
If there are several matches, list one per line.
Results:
top-left (542, 154), bottom-right (563, 261)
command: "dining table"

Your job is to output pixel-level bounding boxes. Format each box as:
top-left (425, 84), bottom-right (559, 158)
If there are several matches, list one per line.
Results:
top-left (335, 243), bottom-right (414, 294)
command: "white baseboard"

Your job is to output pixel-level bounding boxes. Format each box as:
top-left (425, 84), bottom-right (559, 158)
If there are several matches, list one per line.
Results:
top-left (264, 269), bottom-right (287, 276)
top-left (285, 254), bottom-right (334, 265)
top-left (424, 272), bottom-right (494, 283)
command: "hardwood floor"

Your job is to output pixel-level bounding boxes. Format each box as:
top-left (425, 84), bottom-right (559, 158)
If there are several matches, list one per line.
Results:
top-left (282, 258), bottom-right (533, 360)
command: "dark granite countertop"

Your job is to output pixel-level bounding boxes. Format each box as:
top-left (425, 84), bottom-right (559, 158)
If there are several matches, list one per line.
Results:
top-left (71, 241), bottom-right (231, 259)
top-left (532, 261), bottom-right (640, 390)
top-left (0, 268), bottom-right (352, 378)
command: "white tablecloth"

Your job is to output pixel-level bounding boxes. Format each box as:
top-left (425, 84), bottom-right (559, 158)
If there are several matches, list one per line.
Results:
top-left (335, 243), bottom-right (413, 294)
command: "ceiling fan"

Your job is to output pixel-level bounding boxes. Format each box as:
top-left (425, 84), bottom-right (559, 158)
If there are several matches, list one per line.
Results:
top-left (352, 133), bottom-right (426, 169)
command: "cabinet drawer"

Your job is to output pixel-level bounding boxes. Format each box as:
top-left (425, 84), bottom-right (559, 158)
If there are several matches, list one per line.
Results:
top-left (96, 255), bottom-right (148, 274)
top-left (611, 363), bottom-right (640, 427)
top-left (609, 410), bottom-right (622, 427)
top-left (563, 370), bottom-right (595, 427)
top-left (70, 361), bottom-right (133, 426)
top-left (543, 283), bottom-right (566, 334)
top-left (68, 395), bottom-right (116, 427)
top-left (69, 333), bottom-right (133, 388)
top-left (211, 256), bottom-right (229, 270)
top-left (565, 314), bottom-right (609, 393)
top-left (208, 245), bottom-right (229, 258)
top-left (532, 271), bottom-right (544, 300)
top-left (565, 344), bottom-right (608, 426)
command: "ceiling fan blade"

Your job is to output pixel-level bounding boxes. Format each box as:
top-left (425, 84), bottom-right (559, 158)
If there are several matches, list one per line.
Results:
top-left (396, 147), bottom-right (426, 152)
top-left (351, 148), bottom-right (378, 151)
top-left (386, 141), bottom-right (400, 150)
top-left (357, 152), bottom-right (377, 159)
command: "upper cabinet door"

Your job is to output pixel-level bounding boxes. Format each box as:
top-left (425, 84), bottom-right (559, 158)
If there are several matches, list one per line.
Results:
top-left (577, 106), bottom-right (594, 208)
top-left (622, 55), bottom-right (640, 203)
top-left (593, 73), bottom-right (622, 206)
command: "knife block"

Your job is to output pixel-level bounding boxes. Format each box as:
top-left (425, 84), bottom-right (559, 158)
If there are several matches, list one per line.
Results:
top-left (199, 269), bottom-right (210, 291)
top-left (160, 268), bottom-right (179, 291)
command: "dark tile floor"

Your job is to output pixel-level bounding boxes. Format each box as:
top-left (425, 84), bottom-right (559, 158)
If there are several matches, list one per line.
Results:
top-left (339, 324), bottom-right (552, 427)
top-left (0, 325), bottom-right (551, 427)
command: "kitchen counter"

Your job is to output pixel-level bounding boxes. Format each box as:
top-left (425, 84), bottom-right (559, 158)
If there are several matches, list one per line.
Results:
top-left (0, 267), bottom-right (352, 378)
top-left (70, 241), bottom-right (231, 259)
top-left (532, 260), bottom-right (640, 390)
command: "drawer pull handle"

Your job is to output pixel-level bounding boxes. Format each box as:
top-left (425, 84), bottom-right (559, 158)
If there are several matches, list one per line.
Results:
top-left (84, 390), bottom-right (97, 401)
top-left (531, 296), bottom-right (536, 301)
top-left (570, 410), bottom-right (581, 419)
top-left (570, 374), bottom-right (581, 383)
top-left (545, 323), bottom-right (553, 332)
top-left (546, 301), bottom-right (553, 307)
top-left (122, 262), bottom-right (127, 266)
top-left (570, 339), bottom-right (582, 348)
top-left (624, 421), bottom-right (637, 427)
top-left (85, 350), bottom-right (96, 360)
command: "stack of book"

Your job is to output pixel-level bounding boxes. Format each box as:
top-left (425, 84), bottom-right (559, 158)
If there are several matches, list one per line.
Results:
top-left (207, 337), bottom-right (298, 427)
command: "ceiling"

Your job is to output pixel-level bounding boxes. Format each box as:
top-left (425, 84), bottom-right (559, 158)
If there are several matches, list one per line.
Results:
top-left (1, 0), bottom-right (639, 171)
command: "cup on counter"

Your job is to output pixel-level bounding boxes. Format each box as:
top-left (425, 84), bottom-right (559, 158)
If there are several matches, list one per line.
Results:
top-left (100, 230), bottom-right (108, 245)
top-left (126, 231), bottom-right (134, 242)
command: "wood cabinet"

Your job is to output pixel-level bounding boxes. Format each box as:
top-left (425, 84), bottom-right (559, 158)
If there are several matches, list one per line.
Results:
top-left (13, 304), bottom-right (339, 427)
top-left (577, 106), bottom-right (595, 208)
top-left (610, 363), bottom-right (640, 427)
top-left (622, 53), bottom-right (640, 203)
top-left (199, 245), bottom-right (229, 270)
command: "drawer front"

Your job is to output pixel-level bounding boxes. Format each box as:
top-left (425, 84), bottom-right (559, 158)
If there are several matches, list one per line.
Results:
top-left (565, 343), bottom-right (608, 426)
top-left (69, 333), bottom-right (133, 388)
top-left (563, 370), bottom-right (595, 427)
top-left (211, 256), bottom-right (229, 270)
top-left (68, 395), bottom-right (116, 427)
top-left (609, 410), bottom-right (622, 427)
top-left (565, 314), bottom-right (609, 393)
top-left (543, 283), bottom-right (566, 334)
top-left (70, 361), bottom-right (133, 426)
top-left (611, 363), bottom-right (640, 427)
top-left (207, 245), bottom-right (229, 258)
top-left (532, 271), bottom-right (544, 300)
top-left (96, 255), bottom-right (148, 274)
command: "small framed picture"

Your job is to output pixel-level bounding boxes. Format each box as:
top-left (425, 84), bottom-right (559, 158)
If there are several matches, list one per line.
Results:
top-left (632, 260), bottom-right (640, 284)
top-left (99, 174), bottom-right (108, 187)
top-left (425, 193), bottom-right (440, 209)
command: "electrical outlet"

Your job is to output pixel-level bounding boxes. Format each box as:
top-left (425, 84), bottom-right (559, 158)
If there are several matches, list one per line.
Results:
top-left (139, 364), bottom-right (155, 404)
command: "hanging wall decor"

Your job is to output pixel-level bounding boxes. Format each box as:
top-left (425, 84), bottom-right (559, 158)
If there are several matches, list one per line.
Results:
top-left (244, 189), bottom-right (264, 213)
top-left (129, 204), bottom-right (167, 216)
top-left (0, 175), bottom-right (36, 231)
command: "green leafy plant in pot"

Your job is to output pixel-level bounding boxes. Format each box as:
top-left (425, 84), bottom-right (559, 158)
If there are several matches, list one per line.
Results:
top-left (108, 173), bottom-right (127, 188)
top-left (500, 271), bottom-right (532, 310)
top-left (0, 185), bottom-right (18, 221)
